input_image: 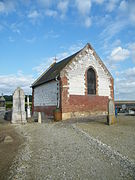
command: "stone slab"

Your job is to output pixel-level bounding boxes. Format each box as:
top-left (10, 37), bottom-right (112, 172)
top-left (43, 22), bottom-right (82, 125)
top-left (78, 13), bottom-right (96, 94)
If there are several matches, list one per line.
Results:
top-left (11, 87), bottom-right (27, 124)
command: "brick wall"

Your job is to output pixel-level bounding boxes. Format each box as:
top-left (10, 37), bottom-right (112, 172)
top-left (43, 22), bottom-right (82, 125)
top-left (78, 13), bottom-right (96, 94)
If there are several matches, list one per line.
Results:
top-left (64, 95), bottom-right (108, 113)
top-left (34, 106), bottom-right (56, 116)
top-left (60, 45), bottom-right (113, 120)
top-left (60, 46), bottom-right (112, 98)
top-left (60, 75), bottom-right (109, 119)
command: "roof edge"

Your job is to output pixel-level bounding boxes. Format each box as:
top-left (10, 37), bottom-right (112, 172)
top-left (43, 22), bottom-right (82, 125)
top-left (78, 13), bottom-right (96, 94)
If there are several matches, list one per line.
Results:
top-left (31, 61), bottom-right (56, 88)
top-left (87, 43), bottom-right (113, 79)
top-left (31, 42), bottom-right (113, 88)
top-left (32, 79), bottom-right (56, 88)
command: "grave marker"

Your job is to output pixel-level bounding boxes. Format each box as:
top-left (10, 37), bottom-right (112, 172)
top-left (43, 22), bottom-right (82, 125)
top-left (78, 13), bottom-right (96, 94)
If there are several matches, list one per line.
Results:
top-left (11, 87), bottom-right (27, 124)
top-left (107, 99), bottom-right (116, 125)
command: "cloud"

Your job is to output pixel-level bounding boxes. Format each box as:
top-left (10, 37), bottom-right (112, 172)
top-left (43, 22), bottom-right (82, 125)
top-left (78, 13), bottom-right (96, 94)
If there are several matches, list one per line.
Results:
top-left (33, 51), bottom-right (70, 75)
top-left (75, 0), bottom-right (92, 27)
top-left (103, 41), bottom-right (135, 73)
top-left (44, 30), bottom-right (60, 39)
top-left (0, 24), bottom-right (4, 31)
top-left (84, 17), bottom-right (91, 27)
top-left (100, 20), bottom-right (127, 43)
top-left (25, 37), bottom-right (37, 43)
top-left (33, 42), bottom-right (84, 75)
top-left (109, 46), bottom-right (130, 62)
top-left (0, 1), bottom-right (16, 14)
top-left (119, 0), bottom-right (127, 11)
top-left (32, 57), bottom-right (56, 75)
top-left (99, 18), bottom-right (130, 54)
top-left (37, 0), bottom-right (53, 7)
top-left (119, 0), bottom-right (135, 24)
top-left (45, 9), bottom-right (57, 17)
top-left (10, 23), bottom-right (21, 34)
top-left (8, 36), bottom-right (15, 42)
top-left (128, 42), bottom-right (135, 63)
top-left (57, 0), bottom-right (69, 18)
top-left (76, 0), bottom-right (91, 15)
top-left (93, 0), bottom-right (105, 4)
top-left (0, 2), bottom-right (5, 13)
top-left (115, 67), bottom-right (135, 100)
top-left (128, 2), bottom-right (135, 24)
top-left (98, 1), bottom-right (135, 47)
top-left (27, 10), bottom-right (42, 24)
top-left (106, 0), bottom-right (120, 12)
top-left (0, 72), bottom-right (34, 95)
top-left (28, 10), bottom-right (40, 19)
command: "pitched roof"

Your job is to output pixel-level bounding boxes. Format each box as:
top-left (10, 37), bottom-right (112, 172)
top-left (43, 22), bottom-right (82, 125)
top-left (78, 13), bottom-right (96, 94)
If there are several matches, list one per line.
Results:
top-left (32, 50), bottom-right (80, 88)
top-left (32, 43), bottom-right (113, 88)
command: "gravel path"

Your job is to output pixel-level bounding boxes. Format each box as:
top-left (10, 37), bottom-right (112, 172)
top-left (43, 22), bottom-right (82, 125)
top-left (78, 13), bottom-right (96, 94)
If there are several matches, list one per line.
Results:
top-left (8, 122), bottom-right (135, 180)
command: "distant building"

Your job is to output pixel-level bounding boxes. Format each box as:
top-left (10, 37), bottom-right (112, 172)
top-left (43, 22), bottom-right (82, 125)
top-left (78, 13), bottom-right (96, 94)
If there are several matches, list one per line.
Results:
top-left (115, 101), bottom-right (135, 113)
top-left (31, 43), bottom-right (114, 120)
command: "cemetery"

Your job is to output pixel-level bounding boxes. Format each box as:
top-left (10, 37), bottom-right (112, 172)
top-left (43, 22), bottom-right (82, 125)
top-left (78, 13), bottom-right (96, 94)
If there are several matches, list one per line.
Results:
top-left (0, 70), bottom-right (135, 179)
top-left (0, 44), bottom-right (134, 179)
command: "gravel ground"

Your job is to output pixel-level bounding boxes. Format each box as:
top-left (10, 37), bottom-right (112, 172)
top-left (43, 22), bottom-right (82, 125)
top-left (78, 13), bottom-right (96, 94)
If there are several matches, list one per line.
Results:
top-left (75, 116), bottom-right (135, 162)
top-left (8, 121), bottom-right (135, 180)
top-left (0, 122), bottom-right (23, 180)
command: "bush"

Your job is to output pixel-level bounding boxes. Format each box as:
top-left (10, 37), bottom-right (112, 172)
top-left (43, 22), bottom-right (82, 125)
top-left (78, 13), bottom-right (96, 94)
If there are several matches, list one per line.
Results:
top-left (6, 102), bottom-right (12, 109)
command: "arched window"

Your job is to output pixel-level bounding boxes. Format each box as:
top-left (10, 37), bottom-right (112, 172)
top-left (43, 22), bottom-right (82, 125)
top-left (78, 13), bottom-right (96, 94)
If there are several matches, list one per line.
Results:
top-left (87, 68), bottom-right (96, 94)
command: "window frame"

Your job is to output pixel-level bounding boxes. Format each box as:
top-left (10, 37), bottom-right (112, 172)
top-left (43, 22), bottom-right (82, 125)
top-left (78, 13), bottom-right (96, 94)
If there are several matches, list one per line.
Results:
top-left (87, 67), bottom-right (97, 95)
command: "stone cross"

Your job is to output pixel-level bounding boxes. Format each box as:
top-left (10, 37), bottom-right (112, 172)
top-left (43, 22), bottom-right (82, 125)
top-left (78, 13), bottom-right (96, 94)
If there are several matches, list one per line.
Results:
top-left (11, 87), bottom-right (27, 124)
top-left (27, 95), bottom-right (31, 118)
top-left (107, 99), bottom-right (116, 125)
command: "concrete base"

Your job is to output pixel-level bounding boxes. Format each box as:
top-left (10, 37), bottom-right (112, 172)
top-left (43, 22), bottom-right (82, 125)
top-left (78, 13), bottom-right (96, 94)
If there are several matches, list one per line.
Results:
top-left (11, 111), bottom-right (27, 124)
top-left (62, 111), bottom-right (108, 120)
top-left (107, 115), bottom-right (116, 125)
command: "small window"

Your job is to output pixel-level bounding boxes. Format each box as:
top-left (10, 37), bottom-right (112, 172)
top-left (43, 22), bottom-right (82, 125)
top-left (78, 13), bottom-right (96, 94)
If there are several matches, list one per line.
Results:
top-left (87, 68), bottom-right (96, 94)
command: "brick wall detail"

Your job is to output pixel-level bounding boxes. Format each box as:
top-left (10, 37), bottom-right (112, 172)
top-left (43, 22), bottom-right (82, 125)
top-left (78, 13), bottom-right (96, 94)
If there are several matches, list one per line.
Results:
top-left (61, 47), bottom-right (112, 98)
top-left (60, 45), bottom-right (113, 119)
top-left (34, 106), bottom-right (56, 116)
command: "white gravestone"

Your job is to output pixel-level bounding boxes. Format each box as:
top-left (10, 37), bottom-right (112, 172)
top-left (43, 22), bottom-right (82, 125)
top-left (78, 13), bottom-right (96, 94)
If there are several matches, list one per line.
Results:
top-left (27, 96), bottom-right (31, 118)
top-left (108, 99), bottom-right (116, 125)
top-left (12, 87), bottom-right (27, 124)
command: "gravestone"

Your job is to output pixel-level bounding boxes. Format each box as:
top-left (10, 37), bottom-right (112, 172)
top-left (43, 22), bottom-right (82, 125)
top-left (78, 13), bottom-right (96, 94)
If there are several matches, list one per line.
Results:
top-left (38, 112), bottom-right (42, 123)
top-left (11, 87), bottom-right (27, 124)
top-left (27, 96), bottom-right (31, 118)
top-left (0, 95), bottom-right (6, 119)
top-left (107, 99), bottom-right (116, 125)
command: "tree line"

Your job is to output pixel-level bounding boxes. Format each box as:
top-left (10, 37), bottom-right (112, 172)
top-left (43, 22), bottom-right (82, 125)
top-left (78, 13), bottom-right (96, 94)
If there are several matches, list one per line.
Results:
top-left (3, 95), bottom-right (32, 102)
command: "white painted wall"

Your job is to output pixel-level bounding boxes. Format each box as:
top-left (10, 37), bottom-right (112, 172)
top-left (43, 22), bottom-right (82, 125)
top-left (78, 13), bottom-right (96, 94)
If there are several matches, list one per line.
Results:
top-left (62, 48), bottom-right (111, 98)
top-left (34, 81), bottom-right (57, 106)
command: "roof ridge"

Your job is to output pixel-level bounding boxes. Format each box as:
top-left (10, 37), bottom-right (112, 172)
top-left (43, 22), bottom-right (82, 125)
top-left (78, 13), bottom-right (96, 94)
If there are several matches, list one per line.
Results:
top-left (31, 42), bottom-right (113, 88)
top-left (31, 48), bottom-right (82, 88)
top-left (87, 43), bottom-right (113, 79)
